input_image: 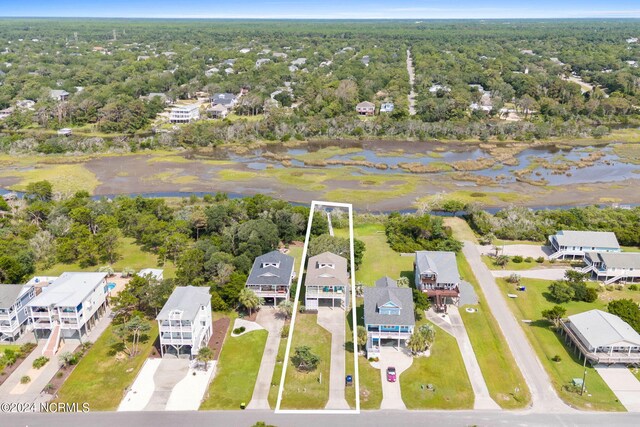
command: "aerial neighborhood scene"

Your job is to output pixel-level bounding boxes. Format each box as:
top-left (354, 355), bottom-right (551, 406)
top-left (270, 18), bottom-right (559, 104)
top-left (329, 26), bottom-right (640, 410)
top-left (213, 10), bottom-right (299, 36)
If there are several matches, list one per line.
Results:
top-left (1, 1), bottom-right (640, 427)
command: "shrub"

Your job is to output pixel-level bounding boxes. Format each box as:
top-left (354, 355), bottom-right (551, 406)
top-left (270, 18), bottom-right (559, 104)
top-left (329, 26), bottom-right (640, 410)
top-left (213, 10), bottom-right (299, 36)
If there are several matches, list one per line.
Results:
top-left (629, 284), bottom-right (639, 291)
top-left (56, 371), bottom-right (64, 378)
top-left (291, 346), bottom-right (320, 372)
top-left (19, 342), bottom-right (36, 357)
top-left (298, 305), bottom-right (306, 313)
top-left (525, 256), bottom-right (534, 263)
top-left (507, 273), bottom-right (521, 284)
top-left (606, 285), bottom-right (615, 291)
top-left (551, 355), bottom-right (562, 362)
top-left (20, 376), bottom-right (31, 384)
top-left (233, 326), bottom-right (246, 335)
top-left (615, 285), bottom-right (624, 291)
top-left (2, 349), bottom-right (18, 366)
top-left (33, 356), bottom-right (49, 369)
top-left (512, 255), bottom-right (524, 263)
top-left (536, 256), bottom-right (544, 263)
top-left (280, 324), bottom-right (290, 339)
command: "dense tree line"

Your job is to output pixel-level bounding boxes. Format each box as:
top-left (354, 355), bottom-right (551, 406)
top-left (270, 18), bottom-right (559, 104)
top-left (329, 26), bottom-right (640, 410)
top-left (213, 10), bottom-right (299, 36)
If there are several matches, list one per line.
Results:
top-left (385, 212), bottom-right (462, 253)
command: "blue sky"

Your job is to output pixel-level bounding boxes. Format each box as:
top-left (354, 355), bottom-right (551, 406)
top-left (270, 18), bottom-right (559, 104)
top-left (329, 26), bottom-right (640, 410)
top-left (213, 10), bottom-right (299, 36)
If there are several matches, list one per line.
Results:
top-left (2, 0), bottom-right (640, 19)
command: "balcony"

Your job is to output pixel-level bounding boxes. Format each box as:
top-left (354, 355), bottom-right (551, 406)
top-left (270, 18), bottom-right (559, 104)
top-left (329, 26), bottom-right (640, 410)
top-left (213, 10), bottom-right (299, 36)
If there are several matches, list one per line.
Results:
top-left (306, 287), bottom-right (347, 299)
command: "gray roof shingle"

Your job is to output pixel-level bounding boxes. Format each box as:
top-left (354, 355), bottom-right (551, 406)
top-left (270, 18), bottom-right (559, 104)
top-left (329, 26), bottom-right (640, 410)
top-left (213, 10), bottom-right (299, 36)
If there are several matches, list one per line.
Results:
top-left (415, 251), bottom-right (460, 284)
top-left (364, 277), bottom-right (415, 327)
top-left (306, 252), bottom-right (348, 287)
top-left (246, 250), bottom-right (294, 286)
top-left (553, 230), bottom-right (620, 249)
top-left (156, 286), bottom-right (210, 321)
top-left (0, 284), bottom-right (28, 309)
top-left (568, 309), bottom-right (640, 348)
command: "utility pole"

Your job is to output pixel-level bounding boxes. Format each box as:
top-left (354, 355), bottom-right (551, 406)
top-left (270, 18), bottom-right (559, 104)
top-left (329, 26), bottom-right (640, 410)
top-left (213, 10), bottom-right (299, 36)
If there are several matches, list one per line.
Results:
top-left (580, 355), bottom-right (587, 395)
top-left (74, 32), bottom-right (78, 44)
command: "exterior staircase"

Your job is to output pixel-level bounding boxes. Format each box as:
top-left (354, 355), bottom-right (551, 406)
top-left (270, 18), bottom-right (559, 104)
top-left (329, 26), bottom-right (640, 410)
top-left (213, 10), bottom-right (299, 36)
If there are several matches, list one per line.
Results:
top-left (604, 275), bottom-right (625, 285)
top-left (43, 323), bottom-right (61, 358)
top-left (579, 265), bottom-right (595, 274)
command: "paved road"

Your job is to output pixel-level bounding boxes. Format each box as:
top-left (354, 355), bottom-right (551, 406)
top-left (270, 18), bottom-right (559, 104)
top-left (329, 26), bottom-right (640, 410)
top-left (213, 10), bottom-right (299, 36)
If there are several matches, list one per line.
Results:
top-left (427, 307), bottom-right (500, 410)
top-left (406, 48), bottom-right (416, 116)
top-left (317, 307), bottom-right (349, 410)
top-left (247, 309), bottom-right (284, 410)
top-left (492, 268), bottom-right (570, 281)
top-left (462, 242), bottom-right (571, 413)
top-left (5, 409), bottom-right (640, 427)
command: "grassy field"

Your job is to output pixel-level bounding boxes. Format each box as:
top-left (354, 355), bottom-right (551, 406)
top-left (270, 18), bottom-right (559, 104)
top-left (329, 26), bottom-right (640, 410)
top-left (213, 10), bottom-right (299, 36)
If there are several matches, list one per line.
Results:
top-left (0, 344), bottom-right (22, 371)
top-left (456, 253), bottom-right (531, 409)
top-left (443, 217), bottom-right (478, 244)
top-left (279, 313), bottom-right (332, 409)
top-left (495, 277), bottom-right (626, 411)
top-left (352, 223), bottom-right (414, 286)
top-left (0, 162), bottom-right (101, 194)
top-left (346, 302), bottom-right (382, 409)
top-left (38, 237), bottom-right (176, 278)
top-left (400, 321), bottom-right (474, 409)
top-left (201, 329), bottom-right (268, 410)
top-left (56, 322), bottom-right (158, 411)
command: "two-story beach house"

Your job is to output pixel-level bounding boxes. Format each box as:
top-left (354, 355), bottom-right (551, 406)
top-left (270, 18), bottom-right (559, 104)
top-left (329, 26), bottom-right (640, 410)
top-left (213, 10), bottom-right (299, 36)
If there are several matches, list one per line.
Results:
top-left (364, 277), bottom-right (415, 358)
top-left (549, 230), bottom-right (621, 260)
top-left (305, 252), bottom-right (349, 310)
top-left (582, 252), bottom-right (640, 285)
top-left (356, 101), bottom-right (375, 116)
top-left (169, 104), bottom-right (200, 123)
top-left (156, 286), bottom-right (212, 358)
top-left (0, 284), bottom-right (36, 342)
top-left (414, 251), bottom-right (461, 312)
top-left (245, 250), bottom-right (295, 305)
top-left (27, 272), bottom-right (109, 356)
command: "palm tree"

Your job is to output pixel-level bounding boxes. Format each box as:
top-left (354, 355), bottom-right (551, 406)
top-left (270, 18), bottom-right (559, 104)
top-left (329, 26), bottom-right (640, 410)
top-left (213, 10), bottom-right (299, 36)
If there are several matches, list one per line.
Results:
top-left (196, 346), bottom-right (214, 370)
top-left (277, 300), bottom-right (293, 320)
top-left (238, 288), bottom-right (263, 316)
top-left (407, 324), bottom-right (436, 355)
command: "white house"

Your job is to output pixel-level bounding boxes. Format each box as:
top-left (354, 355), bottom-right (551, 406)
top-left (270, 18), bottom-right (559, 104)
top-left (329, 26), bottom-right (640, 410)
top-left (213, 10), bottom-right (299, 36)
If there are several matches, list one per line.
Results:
top-left (138, 268), bottom-right (164, 281)
top-left (380, 102), bottom-right (394, 113)
top-left (169, 104), bottom-right (200, 124)
top-left (156, 286), bottom-right (212, 358)
top-left (27, 272), bottom-right (109, 356)
top-left (582, 252), bottom-right (640, 285)
top-left (549, 230), bottom-right (621, 260)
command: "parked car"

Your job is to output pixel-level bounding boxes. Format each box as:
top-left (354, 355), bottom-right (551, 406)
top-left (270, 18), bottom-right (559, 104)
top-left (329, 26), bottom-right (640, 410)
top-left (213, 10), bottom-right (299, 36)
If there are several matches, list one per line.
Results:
top-left (386, 366), bottom-right (397, 382)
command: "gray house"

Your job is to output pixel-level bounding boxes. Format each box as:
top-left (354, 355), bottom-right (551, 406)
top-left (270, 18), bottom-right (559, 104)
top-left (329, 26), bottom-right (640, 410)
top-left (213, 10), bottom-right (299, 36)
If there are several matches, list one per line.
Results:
top-left (414, 251), bottom-right (461, 311)
top-left (211, 93), bottom-right (237, 108)
top-left (582, 252), bottom-right (640, 284)
top-left (364, 277), bottom-right (415, 358)
top-left (0, 284), bottom-right (36, 342)
top-left (549, 230), bottom-right (620, 260)
top-left (245, 250), bottom-right (295, 305)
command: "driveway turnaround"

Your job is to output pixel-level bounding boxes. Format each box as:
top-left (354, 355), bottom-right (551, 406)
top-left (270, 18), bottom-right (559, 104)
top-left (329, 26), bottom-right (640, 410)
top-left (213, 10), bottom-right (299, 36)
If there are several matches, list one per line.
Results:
top-left (247, 308), bottom-right (284, 410)
top-left (317, 307), bottom-right (349, 410)
top-left (144, 359), bottom-right (190, 411)
top-left (379, 346), bottom-right (412, 410)
top-left (118, 359), bottom-right (162, 411)
top-left (595, 364), bottom-right (640, 412)
top-left (426, 307), bottom-right (499, 410)
top-left (166, 361), bottom-right (216, 411)
top-left (462, 241), bottom-right (571, 412)
top-left (492, 268), bottom-right (570, 281)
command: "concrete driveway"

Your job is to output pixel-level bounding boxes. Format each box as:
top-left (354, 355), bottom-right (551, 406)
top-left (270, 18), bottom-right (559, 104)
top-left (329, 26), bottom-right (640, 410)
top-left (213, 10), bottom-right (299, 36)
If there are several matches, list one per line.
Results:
top-left (247, 308), bottom-right (284, 410)
top-left (595, 364), bottom-right (640, 412)
top-left (379, 346), bottom-right (413, 410)
top-left (492, 268), bottom-right (570, 281)
top-left (317, 307), bottom-right (349, 410)
top-left (144, 359), bottom-right (190, 411)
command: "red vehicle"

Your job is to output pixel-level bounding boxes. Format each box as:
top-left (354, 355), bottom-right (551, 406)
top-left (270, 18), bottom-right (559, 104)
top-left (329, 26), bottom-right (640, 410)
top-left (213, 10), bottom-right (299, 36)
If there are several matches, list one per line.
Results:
top-left (386, 366), bottom-right (397, 382)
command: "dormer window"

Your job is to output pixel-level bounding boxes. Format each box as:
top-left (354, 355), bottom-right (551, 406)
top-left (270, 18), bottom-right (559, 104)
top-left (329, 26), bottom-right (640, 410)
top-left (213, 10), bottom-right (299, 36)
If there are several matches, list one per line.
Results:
top-left (318, 262), bottom-right (335, 269)
top-left (262, 262), bottom-right (280, 268)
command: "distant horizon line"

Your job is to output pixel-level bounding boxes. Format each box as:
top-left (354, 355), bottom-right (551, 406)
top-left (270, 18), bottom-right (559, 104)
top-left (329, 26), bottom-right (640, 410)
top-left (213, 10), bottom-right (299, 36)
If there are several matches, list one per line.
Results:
top-left (1, 16), bottom-right (640, 20)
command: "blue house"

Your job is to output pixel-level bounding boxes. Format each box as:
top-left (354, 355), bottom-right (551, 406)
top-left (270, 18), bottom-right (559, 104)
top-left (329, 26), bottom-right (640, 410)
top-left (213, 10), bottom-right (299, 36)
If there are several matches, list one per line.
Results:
top-left (0, 284), bottom-right (36, 342)
top-left (363, 277), bottom-right (415, 358)
top-left (380, 102), bottom-right (394, 113)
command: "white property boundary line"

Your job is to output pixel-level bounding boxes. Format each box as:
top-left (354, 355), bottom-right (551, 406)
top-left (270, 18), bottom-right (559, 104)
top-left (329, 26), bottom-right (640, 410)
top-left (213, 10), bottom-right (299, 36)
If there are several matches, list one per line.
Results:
top-left (275, 200), bottom-right (360, 414)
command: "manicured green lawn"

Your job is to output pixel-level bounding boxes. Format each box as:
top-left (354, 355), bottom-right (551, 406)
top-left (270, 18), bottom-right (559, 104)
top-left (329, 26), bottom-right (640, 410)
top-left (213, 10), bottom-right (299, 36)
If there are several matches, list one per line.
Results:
top-left (0, 344), bottom-right (21, 372)
top-left (346, 302), bottom-right (382, 409)
top-left (56, 322), bottom-right (158, 411)
top-left (201, 329), bottom-right (268, 409)
top-left (400, 321), bottom-right (474, 409)
top-left (38, 237), bottom-right (176, 278)
top-left (495, 277), bottom-right (625, 411)
top-left (279, 313), bottom-right (332, 409)
top-left (481, 255), bottom-right (569, 271)
top-left (352, 223), bottom-right (414, 286)
top-left (457, 253), bottom-right (531, 409)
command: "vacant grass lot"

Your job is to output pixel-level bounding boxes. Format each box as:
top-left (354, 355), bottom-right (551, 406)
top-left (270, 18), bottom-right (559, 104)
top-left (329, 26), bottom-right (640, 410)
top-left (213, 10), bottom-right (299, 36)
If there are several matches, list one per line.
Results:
top-left (457, 253), bottom-right (531, 409)
top-left (38, 237), bottom-right (176, 278)
top-left (56, 322), bottom-right (158, 411)
top-left (201, 329), bottom-right (268, 410)
top-left (352, 223), bottom-right (414, 286)
top-left (495, 277), bottom-right (625, 411)
top-left (400, 321), bottom-right (474, 409)
top-left (442, 217), bottom-right (479, 244)
top-left (279, 313), bottom-right (332, 409)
